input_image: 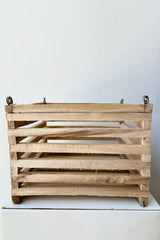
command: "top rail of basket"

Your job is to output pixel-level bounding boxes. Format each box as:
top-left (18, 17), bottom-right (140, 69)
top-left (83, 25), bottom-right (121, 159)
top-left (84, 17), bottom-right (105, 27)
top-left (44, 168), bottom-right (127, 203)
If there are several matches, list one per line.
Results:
top-left (5, 103), bottom-right (153, 113)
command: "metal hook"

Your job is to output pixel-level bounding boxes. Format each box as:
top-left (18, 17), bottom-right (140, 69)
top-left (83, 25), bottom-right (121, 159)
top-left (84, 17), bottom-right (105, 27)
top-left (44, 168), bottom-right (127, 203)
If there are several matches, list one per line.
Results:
top-left (120, 98), bottom-right (124, 104)
top-left (43, 97), bottom-right (46, 104)
top-left (143, 95), bottom-right (149, 104)
top-left (6, 96), bottom-right (13, 105)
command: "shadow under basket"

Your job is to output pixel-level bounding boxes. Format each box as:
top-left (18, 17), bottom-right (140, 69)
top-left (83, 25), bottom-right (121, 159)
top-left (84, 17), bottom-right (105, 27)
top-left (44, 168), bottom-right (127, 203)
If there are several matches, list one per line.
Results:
top-left (5, 102), bottom-right (153, 206)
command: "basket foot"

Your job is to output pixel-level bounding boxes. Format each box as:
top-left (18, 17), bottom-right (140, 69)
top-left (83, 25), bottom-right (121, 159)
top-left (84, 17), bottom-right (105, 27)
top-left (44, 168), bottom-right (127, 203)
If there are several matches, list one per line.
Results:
top-left (137, 197), bottom-right (148, 207)
top-left (12, 196), bottom-right (21, 204)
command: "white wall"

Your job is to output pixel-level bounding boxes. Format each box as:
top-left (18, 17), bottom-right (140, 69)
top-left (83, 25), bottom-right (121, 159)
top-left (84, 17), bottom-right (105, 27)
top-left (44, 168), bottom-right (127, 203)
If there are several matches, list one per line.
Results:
top-left (0, 0), bottom-right (160, 204)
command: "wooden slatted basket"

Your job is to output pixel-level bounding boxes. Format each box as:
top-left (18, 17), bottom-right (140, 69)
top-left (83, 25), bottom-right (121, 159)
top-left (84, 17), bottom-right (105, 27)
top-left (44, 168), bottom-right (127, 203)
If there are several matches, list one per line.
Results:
top-left (5, 100), bottom-right (153, 206)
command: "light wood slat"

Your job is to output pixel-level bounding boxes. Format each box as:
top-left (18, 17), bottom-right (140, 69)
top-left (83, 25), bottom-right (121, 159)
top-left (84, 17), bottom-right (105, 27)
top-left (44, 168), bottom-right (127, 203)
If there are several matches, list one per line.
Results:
top-left (6, 105), bottom-right (19, 193)
top-left (11, 158), bottom-right (150, 170)
top-left (6, 112), bottom-right (152, 122)
top-left (8, 127), bottom-right (151, 138)
top-left (8, 126), bottom-right (19, 188)
top-left (12, 185), bottom-right (148, 197)
top-left (138, 120), bottom-right (152, 206)
top-left (10, 143), bottom-right (151, 155)
top-left (12, 172), bottom-right (149, 185)
top-left (140, 121), bottom-right (152, 177)
top-left (141, 121), bottom-right (152, 163)
top-left (12, 103), bottom-right (153, 113)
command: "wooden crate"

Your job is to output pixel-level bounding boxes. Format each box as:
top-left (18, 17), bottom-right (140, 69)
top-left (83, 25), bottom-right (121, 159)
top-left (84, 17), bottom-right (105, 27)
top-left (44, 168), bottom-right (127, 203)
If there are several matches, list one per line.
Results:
top-left (5, 102), bottom-right (153, 206)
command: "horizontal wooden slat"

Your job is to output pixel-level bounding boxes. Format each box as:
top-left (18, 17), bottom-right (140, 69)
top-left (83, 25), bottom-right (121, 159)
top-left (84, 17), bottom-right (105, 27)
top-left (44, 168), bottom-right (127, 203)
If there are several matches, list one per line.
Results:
top-left (10, 143), bottom-right (151, 155)
top-left (12, 185), bottom-right (148, 197)
top-left (12, 171), bottom-right (149, 185)
top-left (11, 157), bottom-right (150, 170)
top-left (8, 127), bottom-right (151, 138)
top-left (12, 103), bottom-right (153, 113)
top-left (6, 112), bottom-right (152, 122)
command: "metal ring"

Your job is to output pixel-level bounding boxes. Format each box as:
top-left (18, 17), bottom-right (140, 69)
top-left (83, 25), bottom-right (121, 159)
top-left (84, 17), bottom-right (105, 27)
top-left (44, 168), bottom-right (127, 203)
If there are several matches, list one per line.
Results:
top-left (143, 95), bottom-right (149, 104)
top-left (6, 96), bottom-right (13, 105)
top-left (120, 98), bottom-right (124, 104)
top-left (43, 97), bottom-right (46, 104)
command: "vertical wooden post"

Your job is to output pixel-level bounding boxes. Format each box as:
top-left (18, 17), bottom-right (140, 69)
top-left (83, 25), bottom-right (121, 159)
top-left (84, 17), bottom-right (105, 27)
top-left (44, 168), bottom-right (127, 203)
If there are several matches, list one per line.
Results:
top-left (5, 105), bottom-right (21, 204)
top-left (138, 119), bottom-right (151, 206)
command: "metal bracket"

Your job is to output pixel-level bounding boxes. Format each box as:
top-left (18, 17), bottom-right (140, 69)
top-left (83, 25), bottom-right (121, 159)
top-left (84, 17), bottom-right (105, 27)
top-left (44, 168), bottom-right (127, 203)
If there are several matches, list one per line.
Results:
top-left (6, 96), bottom-right (13, 105)
top-left (143, 95), bottom-right (149, 104)
top-left (120, 98), bottom-right (124, 104)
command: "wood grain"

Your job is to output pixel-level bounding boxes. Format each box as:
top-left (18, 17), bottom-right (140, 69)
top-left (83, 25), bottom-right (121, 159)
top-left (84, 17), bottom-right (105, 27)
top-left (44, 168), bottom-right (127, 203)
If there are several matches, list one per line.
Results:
top-left (6, 112), bottom-right (152, 122)
top-left (12, 171), bottom-right (149, 185)
top-left (11, 157), bottom-right (150, 170)
top-left (12, 103), bottom-right (153, 113)
top-left (10, 143), bottom-right (151, 155)
top-left (8, 127), bottom-right (151, 138)
top-left (12, 185), bottom-right (148, 198)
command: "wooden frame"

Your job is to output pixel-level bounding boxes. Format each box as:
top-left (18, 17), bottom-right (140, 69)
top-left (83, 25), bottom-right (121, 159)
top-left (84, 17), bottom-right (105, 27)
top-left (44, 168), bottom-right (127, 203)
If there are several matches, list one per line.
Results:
top-left (5, 102), bottom-right (153, 205)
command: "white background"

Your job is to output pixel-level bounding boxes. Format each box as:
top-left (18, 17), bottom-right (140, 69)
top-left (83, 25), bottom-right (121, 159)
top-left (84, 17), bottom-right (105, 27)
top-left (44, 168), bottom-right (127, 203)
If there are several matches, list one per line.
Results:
top-left (0, 0), bottom-right (160, 205)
